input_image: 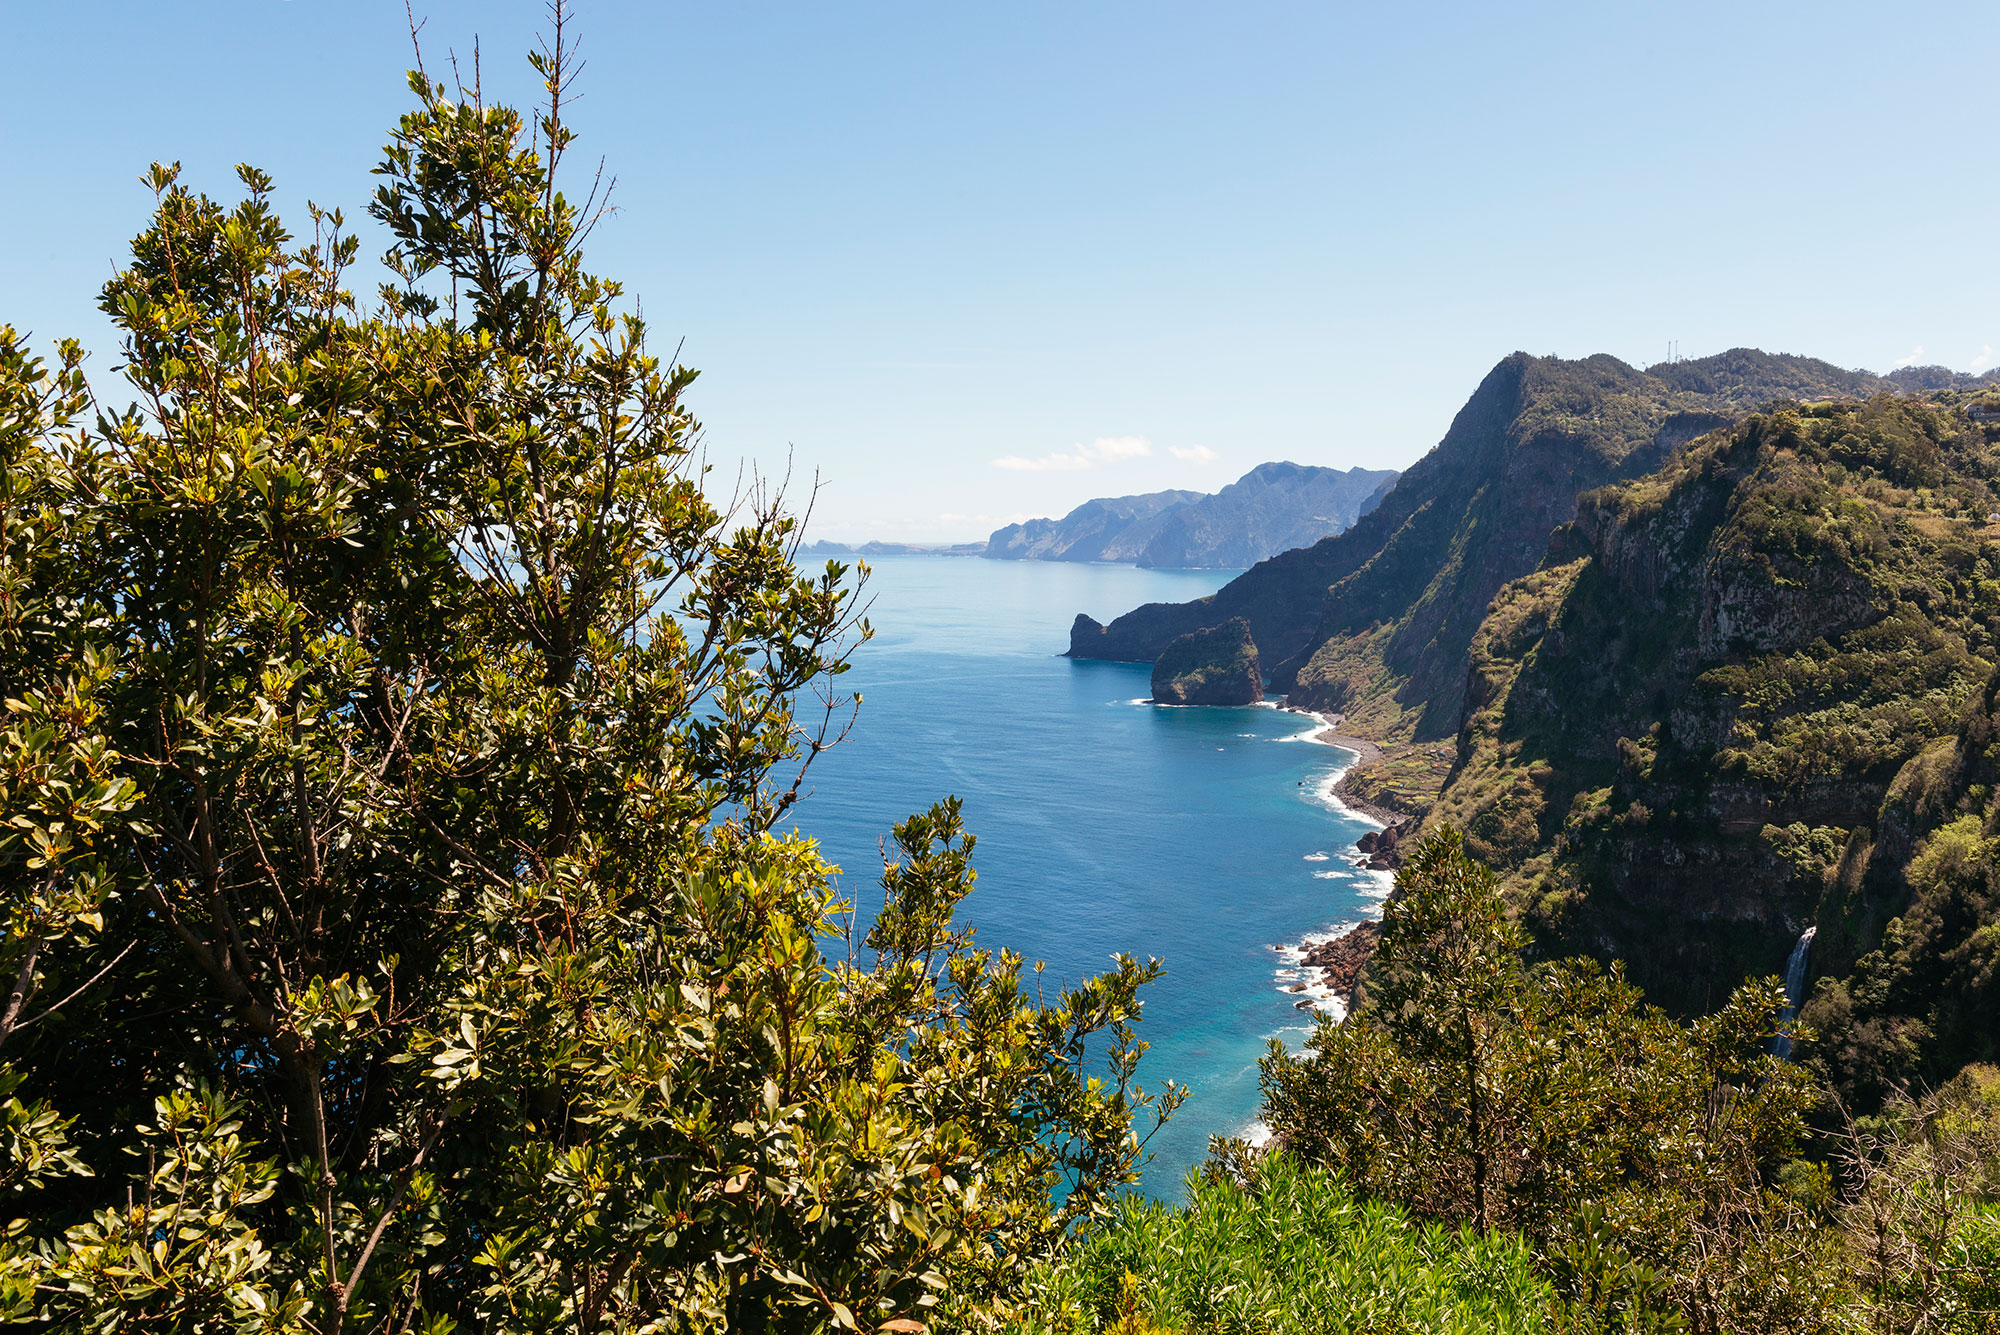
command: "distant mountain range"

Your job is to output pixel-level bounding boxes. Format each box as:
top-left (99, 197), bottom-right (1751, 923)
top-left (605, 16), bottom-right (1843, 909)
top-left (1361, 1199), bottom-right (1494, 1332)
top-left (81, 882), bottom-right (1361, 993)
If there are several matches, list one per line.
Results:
top-left (797, 540), bottom-right (989, 557)
top-left (984, 461), bottom-right (1400, 569)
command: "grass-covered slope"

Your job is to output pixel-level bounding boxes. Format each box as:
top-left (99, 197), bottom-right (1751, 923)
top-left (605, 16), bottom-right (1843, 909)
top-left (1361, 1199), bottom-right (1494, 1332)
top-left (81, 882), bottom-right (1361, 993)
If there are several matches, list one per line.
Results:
top-left (1010, 1156), bottom-right (1552, 1335)
top-left (1424, 393), bottom-right (2000, 1018)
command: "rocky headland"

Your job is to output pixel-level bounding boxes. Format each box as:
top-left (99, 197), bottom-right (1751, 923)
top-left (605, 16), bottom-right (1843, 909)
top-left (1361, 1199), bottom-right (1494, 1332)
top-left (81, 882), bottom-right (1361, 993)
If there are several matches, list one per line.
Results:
top-left (1078, 349), bottom-right (2000, 1103)
top-left (1150, 618), bottom-right (1262, 705)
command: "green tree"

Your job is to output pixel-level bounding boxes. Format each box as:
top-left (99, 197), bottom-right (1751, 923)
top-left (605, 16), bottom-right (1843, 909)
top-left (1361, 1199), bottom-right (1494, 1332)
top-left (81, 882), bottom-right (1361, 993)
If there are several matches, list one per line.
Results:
top-left (1, 21), bottom-right (1175, 1332)
top-left (1261, 829), bottom-right (1847, 1333)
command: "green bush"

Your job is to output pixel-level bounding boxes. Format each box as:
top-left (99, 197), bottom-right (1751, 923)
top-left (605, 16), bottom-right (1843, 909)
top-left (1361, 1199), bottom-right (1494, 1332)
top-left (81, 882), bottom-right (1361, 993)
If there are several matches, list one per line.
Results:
top-left (1009, 1153), bottom-right (1552, 1335)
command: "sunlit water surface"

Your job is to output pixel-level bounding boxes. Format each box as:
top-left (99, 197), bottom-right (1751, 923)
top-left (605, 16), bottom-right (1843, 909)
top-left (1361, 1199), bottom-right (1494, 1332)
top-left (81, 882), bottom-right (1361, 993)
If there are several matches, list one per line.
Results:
top-left (786, 554), bottom-right (1385, 1194)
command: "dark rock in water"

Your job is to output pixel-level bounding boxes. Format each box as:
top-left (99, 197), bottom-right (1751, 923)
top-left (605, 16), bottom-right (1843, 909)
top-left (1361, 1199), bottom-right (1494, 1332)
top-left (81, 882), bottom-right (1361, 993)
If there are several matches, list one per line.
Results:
top-left (1355, 823), bottom-right (1403, 864)
top-left (1301, 922), bottom-right (1383, 1008)
top-left (1151, 618), bottom-right (1262, 705)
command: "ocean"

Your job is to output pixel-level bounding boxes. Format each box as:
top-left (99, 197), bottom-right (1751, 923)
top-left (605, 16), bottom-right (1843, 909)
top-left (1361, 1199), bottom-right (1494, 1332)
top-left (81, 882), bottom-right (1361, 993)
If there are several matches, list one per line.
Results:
top-left (786, 554), bottom-right (1387, 1194)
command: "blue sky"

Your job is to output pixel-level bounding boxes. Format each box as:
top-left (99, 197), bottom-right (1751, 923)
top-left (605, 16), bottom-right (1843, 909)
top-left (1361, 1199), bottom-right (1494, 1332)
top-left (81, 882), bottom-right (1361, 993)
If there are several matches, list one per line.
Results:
top-left (7, 2), bottom-right (1997, 541)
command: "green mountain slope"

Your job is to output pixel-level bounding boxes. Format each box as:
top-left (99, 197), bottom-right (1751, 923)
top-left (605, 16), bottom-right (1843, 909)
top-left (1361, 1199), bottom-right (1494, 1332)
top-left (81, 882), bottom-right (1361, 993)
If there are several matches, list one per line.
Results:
top-left (1426, 393), bottom-right (2000, 1023)
top-left (1072, 351), bottom-right (1914, 758)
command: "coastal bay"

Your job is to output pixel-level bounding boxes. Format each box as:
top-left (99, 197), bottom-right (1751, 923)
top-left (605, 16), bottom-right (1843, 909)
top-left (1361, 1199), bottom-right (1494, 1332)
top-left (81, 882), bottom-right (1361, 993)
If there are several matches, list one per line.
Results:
top-left (788, 554), bottom-right (1388, 1191)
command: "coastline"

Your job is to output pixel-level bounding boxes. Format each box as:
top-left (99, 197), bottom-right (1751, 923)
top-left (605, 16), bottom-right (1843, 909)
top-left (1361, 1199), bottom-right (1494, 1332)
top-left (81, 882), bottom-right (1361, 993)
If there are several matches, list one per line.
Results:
top-left (1265, 704), bottom-right (1400, 1033)
top-left (1276, 705), bottom-right (1408, 828)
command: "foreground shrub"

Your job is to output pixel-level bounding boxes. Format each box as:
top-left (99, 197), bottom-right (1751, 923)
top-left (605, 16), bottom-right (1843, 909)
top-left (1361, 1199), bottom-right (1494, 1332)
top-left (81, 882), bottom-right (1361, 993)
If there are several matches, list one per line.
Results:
top-left (1839, 1064), bottom-right (2000, 1331)
top-left (1263, 829), bottom-right (1855, 1332)
top-left (1009, 1153), bottom-right (1552, 1335)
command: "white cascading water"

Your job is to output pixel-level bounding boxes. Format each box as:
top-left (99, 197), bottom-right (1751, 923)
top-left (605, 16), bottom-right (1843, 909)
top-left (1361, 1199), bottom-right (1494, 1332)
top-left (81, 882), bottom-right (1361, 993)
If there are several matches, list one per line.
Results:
top-left (1772, 925), bottom-right (1817, 1060)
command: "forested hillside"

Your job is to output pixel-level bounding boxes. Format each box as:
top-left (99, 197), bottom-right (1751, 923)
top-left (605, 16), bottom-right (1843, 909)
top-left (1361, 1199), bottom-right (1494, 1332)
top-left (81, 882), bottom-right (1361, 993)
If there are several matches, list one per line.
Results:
top-left (1426, 394), bottom-right (2000, 1036)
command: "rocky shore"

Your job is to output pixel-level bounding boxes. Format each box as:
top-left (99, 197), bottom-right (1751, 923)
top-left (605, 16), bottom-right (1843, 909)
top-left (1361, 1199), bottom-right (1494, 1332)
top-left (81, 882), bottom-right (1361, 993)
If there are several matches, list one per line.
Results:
top-left (1353, 823), bottom-right (1403, 872)
top-left (1278, 706), bottom-right (1409, 828)
top-left (1299, 922), bottom-right (1382, 1010)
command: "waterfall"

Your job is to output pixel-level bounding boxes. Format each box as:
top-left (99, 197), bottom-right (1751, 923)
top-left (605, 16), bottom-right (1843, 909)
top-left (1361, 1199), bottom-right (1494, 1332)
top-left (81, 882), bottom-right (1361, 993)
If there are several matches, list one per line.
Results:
top-left (1772, 926), bottom-right (1817, 1060)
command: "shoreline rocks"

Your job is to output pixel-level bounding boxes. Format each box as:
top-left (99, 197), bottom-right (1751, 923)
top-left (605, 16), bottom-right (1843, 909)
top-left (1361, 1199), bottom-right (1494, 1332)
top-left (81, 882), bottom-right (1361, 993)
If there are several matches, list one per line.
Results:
top-left (1301, 922), bottom-right (1382, 1009)
top-left (1355, 822), bottom-right (1403, 871)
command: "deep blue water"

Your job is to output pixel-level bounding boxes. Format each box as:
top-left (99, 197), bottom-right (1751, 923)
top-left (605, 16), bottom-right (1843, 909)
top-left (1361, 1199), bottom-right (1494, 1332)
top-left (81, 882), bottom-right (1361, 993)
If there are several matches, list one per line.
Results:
top-left (787, 555), bottom-right (1386, 1194)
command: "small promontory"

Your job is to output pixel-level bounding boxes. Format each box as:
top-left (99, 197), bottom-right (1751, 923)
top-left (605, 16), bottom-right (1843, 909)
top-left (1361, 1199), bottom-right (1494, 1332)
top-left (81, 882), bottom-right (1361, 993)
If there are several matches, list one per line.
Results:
top-left (1150, 618), bottom-right (1263, 705)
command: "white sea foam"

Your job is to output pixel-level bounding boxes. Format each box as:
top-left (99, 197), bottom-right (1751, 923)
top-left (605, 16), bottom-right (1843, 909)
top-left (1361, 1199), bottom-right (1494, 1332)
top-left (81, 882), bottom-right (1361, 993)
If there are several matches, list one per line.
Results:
top-left (1303, 851), bottom-right (1329, 862)
top-left (1270, 920), bottom-right (1366, 1021)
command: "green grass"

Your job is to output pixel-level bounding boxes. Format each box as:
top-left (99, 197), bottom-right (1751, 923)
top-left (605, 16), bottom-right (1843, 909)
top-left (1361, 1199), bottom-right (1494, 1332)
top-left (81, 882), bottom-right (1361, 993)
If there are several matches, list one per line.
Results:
top-left (1009, 1155), bottom-right (1553, 1335)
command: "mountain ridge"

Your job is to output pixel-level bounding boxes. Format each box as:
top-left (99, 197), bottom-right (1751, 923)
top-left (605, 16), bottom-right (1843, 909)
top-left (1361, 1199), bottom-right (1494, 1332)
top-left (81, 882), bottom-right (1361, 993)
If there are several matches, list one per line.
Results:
top-left (988, 461), bottom-right (1398, 569)
top-left (1071, 349), bottom-right (1990, 748)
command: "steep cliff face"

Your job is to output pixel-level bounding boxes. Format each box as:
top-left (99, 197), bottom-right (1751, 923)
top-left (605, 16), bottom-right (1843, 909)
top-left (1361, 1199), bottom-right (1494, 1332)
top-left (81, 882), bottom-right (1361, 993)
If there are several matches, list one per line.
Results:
top-left (1150, 618), bottom-right (1264, 705)
top-left (1422, 396), bottom-right (2000, 1018)
top-left (1071, 349), bottom-right (1910, 755)
top-left (1799, 664), bottom-right (2000, 1105)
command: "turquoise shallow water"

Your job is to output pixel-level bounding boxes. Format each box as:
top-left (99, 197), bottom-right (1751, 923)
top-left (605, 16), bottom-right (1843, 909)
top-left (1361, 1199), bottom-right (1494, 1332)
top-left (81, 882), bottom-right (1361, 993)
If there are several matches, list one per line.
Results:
top-left (787, 554), bottom-right (1386, 1194)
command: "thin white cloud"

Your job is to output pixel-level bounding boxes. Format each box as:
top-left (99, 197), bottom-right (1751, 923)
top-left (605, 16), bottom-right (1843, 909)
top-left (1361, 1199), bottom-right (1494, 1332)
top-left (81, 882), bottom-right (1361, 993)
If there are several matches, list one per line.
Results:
top-left (1972, 345), bottom-right (1994, 372)
top-left (991, 435), bottom-right (1153, 472)
top-left (1893, 345), bottom-right (1927, 368)
top-left (1168, 444), bottom-right (1218, 464)
top-left (990, 453), bottom-right (1092, 472)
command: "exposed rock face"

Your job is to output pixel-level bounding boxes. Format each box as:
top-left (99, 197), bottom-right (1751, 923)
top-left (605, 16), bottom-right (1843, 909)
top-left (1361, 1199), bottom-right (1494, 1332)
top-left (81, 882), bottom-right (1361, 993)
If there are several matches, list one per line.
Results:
top-left (991, 463), bottom-right (1398, 570)
top-left (1302, 922), bottom-right (1382, 1009)
top-left (1150, 618), bottom-right (1263, 705)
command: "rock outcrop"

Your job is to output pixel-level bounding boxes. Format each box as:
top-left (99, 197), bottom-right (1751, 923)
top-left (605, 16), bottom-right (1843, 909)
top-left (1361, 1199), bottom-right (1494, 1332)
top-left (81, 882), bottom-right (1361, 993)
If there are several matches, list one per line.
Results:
top-left (1150, 618), bottom-right (1263, 705)
top-left (1355, 823), bottom-right (1403, 870)
top-left (1302, 922), bottom-right (1382, 1010)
